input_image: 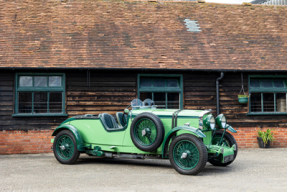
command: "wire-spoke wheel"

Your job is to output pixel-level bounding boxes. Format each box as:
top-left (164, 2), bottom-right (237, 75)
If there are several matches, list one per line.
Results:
top-left (208, 130), bottom-right (237, 166)
top-left (53, 130), bottom-right (80, 164)
top-left (130, 113), bottom-right (164, 152)
top-left (169, 134), bottom-right (207, 175)
top-left (134, 118), bottom-right (157, 146)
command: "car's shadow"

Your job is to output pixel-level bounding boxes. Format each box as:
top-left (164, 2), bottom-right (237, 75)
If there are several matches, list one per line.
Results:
top-left (76, 156), bottom-right (172, 169)
top-left (201, 164), bottom-right (236, 174)
top-left (75, 155), bottom-right (238, 175)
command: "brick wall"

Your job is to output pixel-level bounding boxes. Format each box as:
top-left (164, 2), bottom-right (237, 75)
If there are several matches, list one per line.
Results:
top-left (0, 130), bottom-right (53, 154)
top-left (0, 128), bottom-right (286, 154)
top-left (231, 127), bottom-right (287, 148)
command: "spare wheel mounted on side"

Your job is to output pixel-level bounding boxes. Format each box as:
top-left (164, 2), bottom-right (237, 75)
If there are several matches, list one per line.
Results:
top-left (130, 112), bottom-right (165, 152)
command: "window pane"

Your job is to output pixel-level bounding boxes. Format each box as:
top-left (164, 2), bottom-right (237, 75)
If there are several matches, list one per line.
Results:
top-left (34, 92), bottom-right (47, 113)
top-left (18, 92), bottom-right (32, 113)
top-left (34, 76), bottom-right (47, 87)
top-left (49, 76), bottom-right (62, 87)
top-left (276, 93), bottom-right (286, 112)
top-left (273, 80), bottom-right (285, 88)
top-left (167, 93), bottom-right (179, 109)
top-left (167, 79), bottom-right (178, 87)
top-left (263, 93), bottom-right (274, 112)
top-left (250, 79), bottom-right (260, 87)
top-left (50, 92), bottom-right (62, 113)
top-left (250, 93), bottom-right (261, 112)
top-left (154, 92), bottom-right (166, 109)
top-left (140, 92), bottom-right (152, 101)
top-left (153, 78), bottom-right (165, 87)
top-left (140, 78), bottom-right (152, 87)
top-left (19, 76), bottom-right (32, 87)
top-left (261, 80), bottom-right (273, 88)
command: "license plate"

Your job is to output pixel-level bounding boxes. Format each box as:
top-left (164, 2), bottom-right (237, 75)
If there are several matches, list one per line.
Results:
top-left (223, 154), bottom-right (234, 163)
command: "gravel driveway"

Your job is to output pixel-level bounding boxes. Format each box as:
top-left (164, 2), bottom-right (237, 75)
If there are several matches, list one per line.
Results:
top-left (1, 148), bottom-right (287, 192)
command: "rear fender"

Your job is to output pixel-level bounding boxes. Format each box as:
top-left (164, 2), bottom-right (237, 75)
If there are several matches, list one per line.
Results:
top-left (52, 124), bottom-right (85, 151)
top-left (161, 126), bottom-right (206, 158)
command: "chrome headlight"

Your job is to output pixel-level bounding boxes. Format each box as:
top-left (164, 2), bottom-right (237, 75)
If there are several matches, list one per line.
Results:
top-left (216, 114), bottom-right (227, 129)
top-left (203, 114), bottom-right (216, 130)
top-left (210, 116), bottom-right (216, 130)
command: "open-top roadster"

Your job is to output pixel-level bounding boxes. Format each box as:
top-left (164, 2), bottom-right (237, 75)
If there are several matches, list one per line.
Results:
top-left (51, 99), bottom-right (237, 175)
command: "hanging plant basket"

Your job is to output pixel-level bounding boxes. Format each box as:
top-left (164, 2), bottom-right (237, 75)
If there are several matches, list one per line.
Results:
top-left (238, 95), bottom-right (249, 104)
top-left (238, 73), bottom-right (249, 104)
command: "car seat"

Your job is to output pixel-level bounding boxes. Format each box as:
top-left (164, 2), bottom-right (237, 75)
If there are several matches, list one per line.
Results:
top-left (116, 112), bottom-right (128, 127)
top-left (100, 113), bottom-right (123, 131)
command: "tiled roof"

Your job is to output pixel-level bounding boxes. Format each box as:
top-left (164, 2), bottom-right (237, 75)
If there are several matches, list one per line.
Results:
top-left (1, 0), bottom-right (287, 71)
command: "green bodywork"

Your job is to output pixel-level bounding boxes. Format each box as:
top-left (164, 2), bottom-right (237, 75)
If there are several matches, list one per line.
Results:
top-left (52, 108), bottom-right (236, 163)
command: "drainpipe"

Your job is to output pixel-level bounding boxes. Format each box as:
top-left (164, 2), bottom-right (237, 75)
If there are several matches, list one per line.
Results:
top-left (216, 72), bottom-right (224, 116)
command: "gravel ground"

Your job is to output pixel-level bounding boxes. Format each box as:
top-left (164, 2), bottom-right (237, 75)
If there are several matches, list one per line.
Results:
top-left (1, 148), bottom-right (287, 192)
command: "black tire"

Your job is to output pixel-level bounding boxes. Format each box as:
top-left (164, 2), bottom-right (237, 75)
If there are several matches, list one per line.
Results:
top-left (169, 134), bottom-right (207, 175)
top-left (130, 112), bottom-right (164, 152)
top-left (208, 130), bottom-right (238, 166)
top-left (53, 130), bottom-right (80, 164)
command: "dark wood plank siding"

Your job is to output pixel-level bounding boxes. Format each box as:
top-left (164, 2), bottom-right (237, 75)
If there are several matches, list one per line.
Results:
top-left (66, 71), bottom-right (137, 116)
top-left (184, 72), bottom-right (217, 111)
top-left (184, 72), bottom-right (287, 127)
top-left (0, 71), bottom-right (66, 131)
top-left (1, 70), bottom-right (287, 131)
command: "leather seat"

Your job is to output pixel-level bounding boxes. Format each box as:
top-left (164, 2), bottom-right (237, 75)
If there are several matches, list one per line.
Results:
top-left (116, 112), bottom-right (128, 127)
top-left (100, 113), bottom-right (123, 131)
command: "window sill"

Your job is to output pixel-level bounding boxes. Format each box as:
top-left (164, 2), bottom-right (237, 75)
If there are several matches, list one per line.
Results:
top-left (12, 114), bottom-right (68, 117)
top-left (247, 112), bottom-right (287, 116)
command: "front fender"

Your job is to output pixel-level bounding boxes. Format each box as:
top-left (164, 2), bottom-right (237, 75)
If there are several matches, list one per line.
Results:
top-left (226, 124), bottom-right (237, 133)
top-left (52, 124), bottom-right (85, 151)
top-left (161, 126), bottom-right (206, 158)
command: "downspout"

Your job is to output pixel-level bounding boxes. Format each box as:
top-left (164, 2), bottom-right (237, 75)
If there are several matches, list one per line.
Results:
top-left (216, 72), bottom-right (224, 116)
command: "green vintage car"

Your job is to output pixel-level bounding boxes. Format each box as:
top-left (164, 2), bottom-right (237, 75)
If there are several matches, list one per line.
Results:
top-left (51, 99), bottom-right (237, 175)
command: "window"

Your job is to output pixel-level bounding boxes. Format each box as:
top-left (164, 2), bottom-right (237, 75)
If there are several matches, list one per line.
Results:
top-left (13, 73), bottom-right (66, 116)
top-left (138, 75), bottom-right (183, 109)
top-left (248, 76), bottom-right (287, 115)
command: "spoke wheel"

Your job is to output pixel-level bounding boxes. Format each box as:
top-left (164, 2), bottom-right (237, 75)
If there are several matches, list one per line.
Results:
top-left (134, 118), bottom-right (157, 146)
top-left (212, 136), bottom-right (230, 147)
top-left (169, 134), bottom-right (207, 175)
top-left (56, 135), bottom-right (75, 160)
top-left (208, 130), bottom-right (237, 166)
top-left (173, 140), bottom-right (200, 170)
top-left (130, 112), bottom-right (164, 152)
top-left (53, 130), bottom-right (80, 164)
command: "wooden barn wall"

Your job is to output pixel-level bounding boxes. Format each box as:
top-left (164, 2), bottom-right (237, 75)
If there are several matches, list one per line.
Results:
top-left (66, 71), bottom-right (137, 116)
top-left (0, 71), bottom-right (67, 131)
top-left (1, 70), bottom-right (287, 131)
top-left (184, 72), bottom-right (287, 127)
top-left (0, 72), bottom-right (14, 130)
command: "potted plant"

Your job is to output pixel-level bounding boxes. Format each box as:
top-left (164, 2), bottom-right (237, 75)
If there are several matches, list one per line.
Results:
top-left (238, 94), bottom-right (249, 104)
top-left (257, 129), bottom-right (275, 148)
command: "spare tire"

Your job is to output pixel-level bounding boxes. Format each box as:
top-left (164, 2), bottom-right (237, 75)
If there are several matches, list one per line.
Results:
top-left (130, 112), bottom-right (165, 152)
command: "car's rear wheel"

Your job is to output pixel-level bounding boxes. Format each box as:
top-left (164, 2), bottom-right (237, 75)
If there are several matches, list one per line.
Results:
top-left (169, 134), bottom-right (207, 175)
top-left (208, 130), bottom-right (237, 166)
top-left (53, 130), bottom-right (80, 164)
top-left (130, 112), bottom-right (164, 152)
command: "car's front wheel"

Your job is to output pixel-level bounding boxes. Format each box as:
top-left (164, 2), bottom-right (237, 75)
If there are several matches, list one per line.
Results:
top-left (208, 130), bottom-right (237, 166)
top-left (53, 130), bottom-right (80, 164)
top-left (169, 134), bottom-right (207, 175)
